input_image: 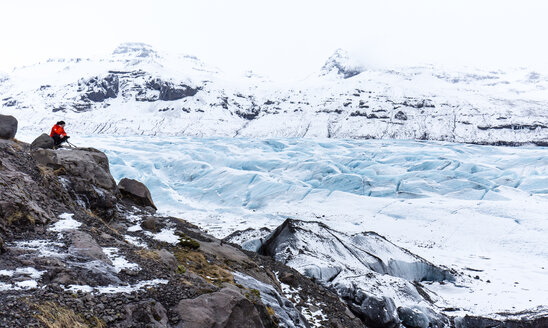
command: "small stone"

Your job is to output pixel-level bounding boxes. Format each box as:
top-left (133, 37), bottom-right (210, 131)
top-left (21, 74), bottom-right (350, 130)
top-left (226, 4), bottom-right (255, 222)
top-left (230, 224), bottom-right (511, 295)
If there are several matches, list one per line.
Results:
top-left (279, 271), bottom-right (295, 285)
top-left (30, 133), bottom-right (54, 150)
top-left (141, 217), bottom-right (157, 232)
top-left (157, 249), bottom-right (177, 268)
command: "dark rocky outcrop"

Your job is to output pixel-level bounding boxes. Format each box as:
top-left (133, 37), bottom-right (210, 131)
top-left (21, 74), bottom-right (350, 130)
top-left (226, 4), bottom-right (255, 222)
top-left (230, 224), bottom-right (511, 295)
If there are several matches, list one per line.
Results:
top-left (80, 74), bottom-right (119, 103)
top-left (2, 99), bottom-right (16, 107)
top-left (69, 230), bottom-right (111, 262)
top-left (30, 133), bottom-right (54, 150)
top-left (398, 306), bottom-right (430, 328)
top-left (0, 114), bottom-right (17, 139)
top-left (353, 294), bottom-right (398, 328)
top-left (235, 105), bottom-right (261, 120)
top-left (141, 216), bottom-right (159, 231)
top-left (175, 286), bottom-right (274, 328)
top-left (147, 78), bottom-right (199, 101)
top-left (121, 300), bottom-right (169, 327)
top-left (118, 178), bottom-right (157, 210)
top-left (31, 147), bottom-right (118, 219)
top-left (395, 110), bottom-right (408, 121)
top-left (337, 288), bottom-right (403, 328)
top-left (0, 139), bottom-right (63, 228)
top-left (232, 272), bottom-right (309, 328)
top-left (134, 77), bottom-right (200, 102)
top-left (71, 101), bottom-right (92, 112)
top-left (477, 123), bottom-right (547, 131)
top-left (397, 306), bottom-right (450, 328)
top-left (32, 147), bottom-right (116, 190)
top-left (401, 98), bottom-right (435, 109)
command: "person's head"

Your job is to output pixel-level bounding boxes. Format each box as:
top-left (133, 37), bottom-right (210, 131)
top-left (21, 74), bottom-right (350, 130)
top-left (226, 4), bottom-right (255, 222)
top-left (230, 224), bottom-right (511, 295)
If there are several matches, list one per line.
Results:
top-left (56, 121), bottom-right (65, 126)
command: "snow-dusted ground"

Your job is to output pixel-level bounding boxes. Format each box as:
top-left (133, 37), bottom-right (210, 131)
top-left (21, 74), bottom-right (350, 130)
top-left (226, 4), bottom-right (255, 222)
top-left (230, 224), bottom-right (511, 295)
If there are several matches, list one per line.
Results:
top-left (16, 134), bottom-right (548, 317)
top-left (2, 210), bottom-right (170, 295)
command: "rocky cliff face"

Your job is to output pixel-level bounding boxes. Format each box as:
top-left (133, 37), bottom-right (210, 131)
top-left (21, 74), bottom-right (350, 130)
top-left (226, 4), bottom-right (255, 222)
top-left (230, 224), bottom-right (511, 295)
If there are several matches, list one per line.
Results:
top-left (0, 128), bottom-right (363, 327)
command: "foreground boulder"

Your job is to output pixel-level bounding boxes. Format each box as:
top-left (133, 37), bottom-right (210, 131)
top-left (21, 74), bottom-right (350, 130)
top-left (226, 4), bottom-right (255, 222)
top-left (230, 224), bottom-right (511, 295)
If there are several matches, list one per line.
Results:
top-left (175, 286), bottom-right (273, 328)
top-left (0, 114), bottom-right (17, 139)
top-left (31, 147), bottom-right (115, 190)
top-left (354, 295), bottom-right (398, 328)
top-left (398, 308), bottom-right (428, 328)
top-left (0, 139), bottom-right (61, 227)
top-left (118, 178), bottom-right (157, 210)
top-left (30, 133), bottom-right (54, 150)
top-left (232, 272), bottom-right (309, 328)
top-left (121, 300), bottom-right (169, 327)
top-left (31, 147), bottom-right (119, 219)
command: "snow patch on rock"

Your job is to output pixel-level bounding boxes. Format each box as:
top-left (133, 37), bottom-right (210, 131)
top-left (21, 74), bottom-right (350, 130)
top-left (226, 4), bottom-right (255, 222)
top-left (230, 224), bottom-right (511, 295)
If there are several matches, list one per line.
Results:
top-left (103, 247), bottom-right (140, 273)
top-left (64, 279), bottom-right (169, 294)
top-left (49, 213), bottom-right (81, 232)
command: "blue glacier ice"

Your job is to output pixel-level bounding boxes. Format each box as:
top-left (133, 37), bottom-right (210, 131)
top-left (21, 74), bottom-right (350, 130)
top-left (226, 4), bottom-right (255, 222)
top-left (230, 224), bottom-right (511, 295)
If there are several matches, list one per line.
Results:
top-left (80, 136), bottom-right (547, 215)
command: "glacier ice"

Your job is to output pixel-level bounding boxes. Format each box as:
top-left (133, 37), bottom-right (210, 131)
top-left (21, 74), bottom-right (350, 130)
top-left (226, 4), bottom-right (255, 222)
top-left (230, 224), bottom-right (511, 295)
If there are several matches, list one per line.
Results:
top-left (79, 136), bottom-right (547, 215)
top-left (75, 135), bottom-right (548, 317)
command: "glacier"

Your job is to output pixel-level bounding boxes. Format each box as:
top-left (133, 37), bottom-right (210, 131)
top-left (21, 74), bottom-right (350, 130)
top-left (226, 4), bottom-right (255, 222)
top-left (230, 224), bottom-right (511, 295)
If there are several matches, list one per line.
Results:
top-left (23, 134), bottom-right (543, 319)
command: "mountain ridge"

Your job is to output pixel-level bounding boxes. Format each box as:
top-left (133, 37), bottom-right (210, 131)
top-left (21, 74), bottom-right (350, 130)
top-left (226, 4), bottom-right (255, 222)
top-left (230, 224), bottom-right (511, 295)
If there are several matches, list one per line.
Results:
top-left (1, 43), bottom-right (547, 145)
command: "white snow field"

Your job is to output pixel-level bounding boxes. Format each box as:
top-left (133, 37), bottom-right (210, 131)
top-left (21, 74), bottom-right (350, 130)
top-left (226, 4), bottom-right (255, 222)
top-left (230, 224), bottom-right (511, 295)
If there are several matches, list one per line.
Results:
top-left (37, 134), bottom-right (545, 318)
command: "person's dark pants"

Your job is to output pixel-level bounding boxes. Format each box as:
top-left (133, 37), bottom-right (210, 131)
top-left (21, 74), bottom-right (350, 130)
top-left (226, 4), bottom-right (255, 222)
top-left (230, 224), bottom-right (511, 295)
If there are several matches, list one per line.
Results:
top-left (52, 135), bottom-right (68, 146)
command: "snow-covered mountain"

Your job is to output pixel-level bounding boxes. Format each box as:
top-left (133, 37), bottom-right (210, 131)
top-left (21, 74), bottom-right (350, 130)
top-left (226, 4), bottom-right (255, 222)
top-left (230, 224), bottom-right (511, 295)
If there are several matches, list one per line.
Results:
top-left (320, 48), bottom-right (365, 79)
top-left (1, 42), bottom-right (547, 144)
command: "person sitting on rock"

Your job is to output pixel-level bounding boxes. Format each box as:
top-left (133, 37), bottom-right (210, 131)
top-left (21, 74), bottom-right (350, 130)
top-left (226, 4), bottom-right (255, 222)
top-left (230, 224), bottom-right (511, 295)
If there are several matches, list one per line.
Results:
top-left (50, 121), bottom-right (70, 146)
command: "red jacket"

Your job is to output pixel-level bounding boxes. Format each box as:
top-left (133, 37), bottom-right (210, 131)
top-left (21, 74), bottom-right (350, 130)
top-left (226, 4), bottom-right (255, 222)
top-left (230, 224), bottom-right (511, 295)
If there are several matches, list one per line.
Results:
top-left (50, 124), bottom-right (67, 138)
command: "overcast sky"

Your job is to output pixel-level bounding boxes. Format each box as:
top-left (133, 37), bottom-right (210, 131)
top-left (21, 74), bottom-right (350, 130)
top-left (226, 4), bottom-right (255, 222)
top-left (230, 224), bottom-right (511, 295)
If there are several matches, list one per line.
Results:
top-left (1, 0), bottom-right (547, 80)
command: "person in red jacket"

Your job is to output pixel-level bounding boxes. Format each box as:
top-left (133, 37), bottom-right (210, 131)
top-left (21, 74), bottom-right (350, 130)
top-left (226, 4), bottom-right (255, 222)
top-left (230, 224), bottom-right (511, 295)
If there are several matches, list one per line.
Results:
top-left (50, 121), bottom-right (69, 146)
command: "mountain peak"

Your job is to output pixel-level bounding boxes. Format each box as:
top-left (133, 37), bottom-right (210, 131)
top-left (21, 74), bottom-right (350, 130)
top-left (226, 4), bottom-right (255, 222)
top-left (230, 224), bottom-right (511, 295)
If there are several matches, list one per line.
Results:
top-left (112, 42), bottom-right (157, 58)
top-left (320, 48), bottom-right (364, 79)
